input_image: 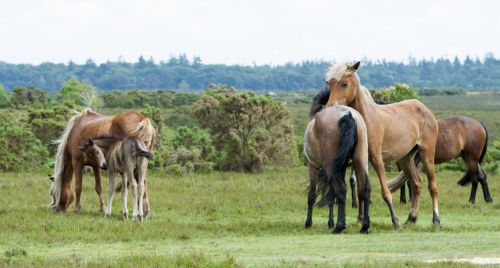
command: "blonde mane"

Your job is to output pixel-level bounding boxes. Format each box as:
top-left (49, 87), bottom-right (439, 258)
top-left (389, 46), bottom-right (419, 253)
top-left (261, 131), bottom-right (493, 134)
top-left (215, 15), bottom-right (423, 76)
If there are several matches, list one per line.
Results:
top-left (49, 108), bottom-right (94, 210)
top-left (325, 62), bottom-right (356, 82)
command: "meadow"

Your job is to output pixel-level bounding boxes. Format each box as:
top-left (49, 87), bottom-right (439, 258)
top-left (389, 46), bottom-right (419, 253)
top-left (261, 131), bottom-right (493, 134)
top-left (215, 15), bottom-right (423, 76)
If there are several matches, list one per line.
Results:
top-left (1, 167), bottom-right (499, 267)
top-left (1, 92), bottom-right (500, 267)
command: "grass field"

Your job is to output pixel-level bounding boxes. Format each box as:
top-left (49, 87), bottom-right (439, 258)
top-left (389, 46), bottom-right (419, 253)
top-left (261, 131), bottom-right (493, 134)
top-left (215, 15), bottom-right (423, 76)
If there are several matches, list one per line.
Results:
top-left (1, 167), bottom-right (499, 267)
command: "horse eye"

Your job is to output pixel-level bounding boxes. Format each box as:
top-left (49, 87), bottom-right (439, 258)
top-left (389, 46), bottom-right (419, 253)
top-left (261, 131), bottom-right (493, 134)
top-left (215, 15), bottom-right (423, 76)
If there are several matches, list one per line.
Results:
top-left (341, 83), bottom-right (348, 88)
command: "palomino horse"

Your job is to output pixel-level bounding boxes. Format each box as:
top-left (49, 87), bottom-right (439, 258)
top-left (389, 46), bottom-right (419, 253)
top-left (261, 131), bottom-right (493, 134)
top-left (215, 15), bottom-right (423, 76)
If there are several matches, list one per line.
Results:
top-left (325, 61), bottom-right (440, 229)
top-left (49, 108), bottom-right (156, 213)
top-left (104, 137), bottom-right (154, 221)
top-left (390, 116), bottom-right (491, 204)
top-left (304, 99), bottom-right (371, 233)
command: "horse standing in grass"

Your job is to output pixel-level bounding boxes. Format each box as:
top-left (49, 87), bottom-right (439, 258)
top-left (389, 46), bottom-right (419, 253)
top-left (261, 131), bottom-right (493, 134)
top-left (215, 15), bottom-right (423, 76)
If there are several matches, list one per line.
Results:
top-left (391, 116), bottom-right (491, 204)
top-left (325, 61), bottom-right (440, 229)
top-left (49, 108), bottom-right (156, 213)
top-left (103, 137), bottom-right (154, 221)
top-left (304, 101), bottom-right (371, 234)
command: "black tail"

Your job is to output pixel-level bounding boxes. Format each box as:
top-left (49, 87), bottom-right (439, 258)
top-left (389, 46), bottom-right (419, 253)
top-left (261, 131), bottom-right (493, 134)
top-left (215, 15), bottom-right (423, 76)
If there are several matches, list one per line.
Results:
top-left (317, 113), bottom-right (358, 207)
top-left (479, 122), bottom-right (488, 164)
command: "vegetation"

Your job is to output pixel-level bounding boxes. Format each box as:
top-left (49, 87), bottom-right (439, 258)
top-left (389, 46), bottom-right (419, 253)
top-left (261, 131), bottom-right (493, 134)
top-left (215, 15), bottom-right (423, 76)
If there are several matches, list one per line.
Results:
top-left (2, 54), bottom-right (500, 91)
top-left (0, 169), bottom-right (499, 266)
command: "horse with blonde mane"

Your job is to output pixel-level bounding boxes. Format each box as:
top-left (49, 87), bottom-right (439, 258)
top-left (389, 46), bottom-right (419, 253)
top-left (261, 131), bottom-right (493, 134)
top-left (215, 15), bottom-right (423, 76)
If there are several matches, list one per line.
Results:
top-left (49, 108), bottom-right (156, 213)
top-left (304, 93), bottom-right (371, 234)
top-left (324, 61), bottom-right (440, 229)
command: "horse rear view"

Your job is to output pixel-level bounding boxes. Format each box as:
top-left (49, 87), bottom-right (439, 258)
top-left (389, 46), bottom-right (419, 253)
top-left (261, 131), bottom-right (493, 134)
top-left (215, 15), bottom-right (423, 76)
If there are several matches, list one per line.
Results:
top-left (105, 137), bottom-right (154, 221)
top-left (304, 104), bottom-right (371, 234)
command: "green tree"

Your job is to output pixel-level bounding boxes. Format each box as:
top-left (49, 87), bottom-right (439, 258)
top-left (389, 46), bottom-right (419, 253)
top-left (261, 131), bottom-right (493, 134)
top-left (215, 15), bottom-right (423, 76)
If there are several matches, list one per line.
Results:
top-left (58, 78), bottom-right (100, 108)
top-left (0, 84), bottom-right (9, 108)
top-left (193, 85), bottom-right (297, 172)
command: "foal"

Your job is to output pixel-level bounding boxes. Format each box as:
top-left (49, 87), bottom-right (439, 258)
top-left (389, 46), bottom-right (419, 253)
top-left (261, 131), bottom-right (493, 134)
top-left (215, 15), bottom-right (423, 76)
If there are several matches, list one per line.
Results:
top-left (103, 137), bottom-right (154, 221)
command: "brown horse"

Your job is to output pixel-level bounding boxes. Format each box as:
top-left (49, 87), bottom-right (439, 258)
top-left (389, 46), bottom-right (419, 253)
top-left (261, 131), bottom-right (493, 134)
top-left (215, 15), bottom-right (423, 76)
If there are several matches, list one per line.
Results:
top-left (391, 116), bottom-right (491, 204)
top-left (304, 97), bottom-right (371, 234)
top-left (325, 61), bottom-right (440, 229)
top-left (49, 108), bottom-right (156, 213)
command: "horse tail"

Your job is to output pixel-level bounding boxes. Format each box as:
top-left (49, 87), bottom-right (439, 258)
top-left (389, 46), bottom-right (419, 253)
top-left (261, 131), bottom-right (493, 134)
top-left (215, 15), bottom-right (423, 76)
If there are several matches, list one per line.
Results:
top-left (317, 112), bottom-right (358, 207)
top-left (133, 117), bottom-right (156, 151)
top-left (479, 122), bottom-right (488, 164)
top-left (133, 138), bottom-right (154, 160)
top-left (49, 108), bottom-right (92, 210)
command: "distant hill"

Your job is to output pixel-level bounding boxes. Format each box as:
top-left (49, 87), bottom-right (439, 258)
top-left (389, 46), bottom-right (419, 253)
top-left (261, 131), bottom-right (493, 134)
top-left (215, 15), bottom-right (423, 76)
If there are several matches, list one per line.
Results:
top-left (1, 54), bottom-right (500, 91)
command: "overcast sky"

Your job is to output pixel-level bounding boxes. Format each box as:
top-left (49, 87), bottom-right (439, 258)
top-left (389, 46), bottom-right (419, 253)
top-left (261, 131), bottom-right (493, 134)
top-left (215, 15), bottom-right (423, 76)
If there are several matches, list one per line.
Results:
top-left (0, 0), bottom-right (499, 65)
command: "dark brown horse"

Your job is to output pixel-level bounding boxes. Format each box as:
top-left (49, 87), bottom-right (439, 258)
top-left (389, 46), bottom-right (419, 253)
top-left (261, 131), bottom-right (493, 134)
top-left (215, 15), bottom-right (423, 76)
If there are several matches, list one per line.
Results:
top-left (325, 61), bottom-right (440, 229)
top-left (49, 108), bottom-right (156, 213)
top-left (391, 116), bottom-right (491, 204)
top-left (304, 92), bottom-right (371, 234)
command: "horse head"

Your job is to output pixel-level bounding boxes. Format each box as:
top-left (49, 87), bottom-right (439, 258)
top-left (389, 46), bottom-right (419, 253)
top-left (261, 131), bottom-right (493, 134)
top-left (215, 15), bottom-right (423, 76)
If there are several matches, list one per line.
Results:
top-left (325, 61), bottom-right (361, 107)
top-left (79, 139), bottom-right (108, 170)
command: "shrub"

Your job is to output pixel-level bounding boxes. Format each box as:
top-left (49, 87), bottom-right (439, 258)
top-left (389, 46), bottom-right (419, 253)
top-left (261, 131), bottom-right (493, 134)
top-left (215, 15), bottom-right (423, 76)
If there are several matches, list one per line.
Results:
top-left (372, 83), bottom-right (419, 102)
top-left (193, 85), bottom-right (298, 172)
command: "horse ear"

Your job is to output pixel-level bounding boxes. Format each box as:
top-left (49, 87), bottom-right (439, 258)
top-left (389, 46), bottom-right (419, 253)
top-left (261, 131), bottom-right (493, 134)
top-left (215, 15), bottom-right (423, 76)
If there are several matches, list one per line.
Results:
top-left (349, 61), bottom-right (361, 71)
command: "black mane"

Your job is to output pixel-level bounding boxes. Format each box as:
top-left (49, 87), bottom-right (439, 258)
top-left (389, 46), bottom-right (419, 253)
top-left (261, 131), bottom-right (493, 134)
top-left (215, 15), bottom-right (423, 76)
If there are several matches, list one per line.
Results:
top-left (309, 88), bottom-right (330, 117)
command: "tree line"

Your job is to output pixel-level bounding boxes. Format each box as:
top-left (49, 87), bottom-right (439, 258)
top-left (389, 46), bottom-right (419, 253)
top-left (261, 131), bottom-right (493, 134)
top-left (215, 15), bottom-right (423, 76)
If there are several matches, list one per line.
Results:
top-left (1, 54), bottom-right (500, 91)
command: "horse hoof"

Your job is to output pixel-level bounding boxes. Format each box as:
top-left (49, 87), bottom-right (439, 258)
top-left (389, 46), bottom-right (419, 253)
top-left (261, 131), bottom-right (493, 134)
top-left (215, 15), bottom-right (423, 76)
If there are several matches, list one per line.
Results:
top-left (327, 219), bottom-right (334, 229)
top-left (360, 226), bottom-right (369, 234)
top-left (352, 202), bottom-right (358, 209)
top-left (405, 214), bottom-right (417, 225)
top-left (332, 226), bottom-right (345, 234)
top-left (432, 212), bottom-right (440, 228)
top-left (305, 219), bottom-right (312, 229)
top-left (485, 197), bottom-right (493, 203)
top-left (123, 213), bottom-right (128, 220)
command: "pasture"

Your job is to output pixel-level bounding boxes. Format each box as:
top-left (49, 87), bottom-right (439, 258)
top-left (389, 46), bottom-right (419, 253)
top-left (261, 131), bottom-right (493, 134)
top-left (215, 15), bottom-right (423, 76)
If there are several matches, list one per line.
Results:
top-left (1, 167), bottom-right (499, 267)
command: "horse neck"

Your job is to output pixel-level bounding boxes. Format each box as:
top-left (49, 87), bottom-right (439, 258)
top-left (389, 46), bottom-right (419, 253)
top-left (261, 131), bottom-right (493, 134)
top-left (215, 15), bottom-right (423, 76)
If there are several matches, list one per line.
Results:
top-left (351, 85), bottom-right (380, 129)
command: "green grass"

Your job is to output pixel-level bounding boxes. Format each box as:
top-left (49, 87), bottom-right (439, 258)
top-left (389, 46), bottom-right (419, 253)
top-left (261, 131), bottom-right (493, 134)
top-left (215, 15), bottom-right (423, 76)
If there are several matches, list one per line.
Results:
top-left (1, 168), bottom-right (499, 267)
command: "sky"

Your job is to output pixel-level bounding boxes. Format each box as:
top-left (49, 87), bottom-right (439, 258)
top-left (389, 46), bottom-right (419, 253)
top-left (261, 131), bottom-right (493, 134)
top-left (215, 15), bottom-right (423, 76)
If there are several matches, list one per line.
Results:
top-left (0, 0), bottom-right (499, 65)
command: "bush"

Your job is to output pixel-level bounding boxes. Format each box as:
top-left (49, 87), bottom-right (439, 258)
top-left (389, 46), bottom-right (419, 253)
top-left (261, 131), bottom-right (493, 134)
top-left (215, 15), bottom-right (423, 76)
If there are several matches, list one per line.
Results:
top-left (193, 85), bottom-right (298, 172)
top-left (0, 109), bottom-right (49, 171)
top-left (372, 83), bottom-right (419, 102)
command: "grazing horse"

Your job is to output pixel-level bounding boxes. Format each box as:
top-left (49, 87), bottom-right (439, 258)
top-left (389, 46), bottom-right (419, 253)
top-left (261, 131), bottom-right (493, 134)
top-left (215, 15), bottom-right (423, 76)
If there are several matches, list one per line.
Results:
top-left (104, 137), bottom-right (154, 221)
top-left (325, 61), bottom-right (440, 229)
top-left (304, 98), bottom-right (371, 234)
top-left (49, 108), bottom-right (156, 213)
top-left (390, 116), bottom-right (491, 204)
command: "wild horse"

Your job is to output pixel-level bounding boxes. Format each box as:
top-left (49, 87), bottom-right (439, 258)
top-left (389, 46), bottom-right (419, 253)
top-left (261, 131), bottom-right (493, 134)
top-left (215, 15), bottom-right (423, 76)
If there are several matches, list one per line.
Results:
top-left (324, 61), bottom-right (440, 229)
top-left (49, 108), bottom-right (156, 213)
top-left (304, 96), bottom-right (371, 234)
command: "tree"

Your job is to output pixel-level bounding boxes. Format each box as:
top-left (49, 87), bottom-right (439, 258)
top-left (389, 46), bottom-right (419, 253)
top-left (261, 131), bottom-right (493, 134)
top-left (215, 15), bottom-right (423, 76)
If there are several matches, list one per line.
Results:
top-left (58, 78), bottom-right (100, 108)
top-left (0, 84), bottom-right (9, 108)
top-left (193, 85), bottom-right (297, 172)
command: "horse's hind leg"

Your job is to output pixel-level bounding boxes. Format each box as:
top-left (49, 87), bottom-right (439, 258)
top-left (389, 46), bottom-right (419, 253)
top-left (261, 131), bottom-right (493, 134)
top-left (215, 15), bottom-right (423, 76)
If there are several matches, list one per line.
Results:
top-left (106, 170), bottom-right (116, 216)
top-left (92, 166), bottom-right (105, 214)
top-left (478, 167), bottom-right (493, 203)
top-left (121, 173), bottom-right (129, 220)
top-left (352, 161), bottom-right (371, 233)
top-left (350, 168), bottom-right (358, 208)
top-left (419, 149), bottom-right (440, 227)
top-left (305, 165), bottom-right (319, 229)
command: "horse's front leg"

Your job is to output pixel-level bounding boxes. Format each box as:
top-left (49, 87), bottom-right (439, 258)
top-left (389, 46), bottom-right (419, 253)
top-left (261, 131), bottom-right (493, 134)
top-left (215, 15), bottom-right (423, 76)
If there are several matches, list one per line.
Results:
top-left (106, 170), bottom-right (116, 216)
top-left (92, 166), bottom-right (105, 214)
top-left (305, 165), bottom-right (319, 229)
top-left (137, 166), bottom-right (146, 221)
top-left (74, 163), bottom-right (83, 213)
top-left (121, 172), bottom-right (129, 220)
top-left (127, 168), bottom-right (139, 220)
top-left (372, 155), bottom-right (400, 229)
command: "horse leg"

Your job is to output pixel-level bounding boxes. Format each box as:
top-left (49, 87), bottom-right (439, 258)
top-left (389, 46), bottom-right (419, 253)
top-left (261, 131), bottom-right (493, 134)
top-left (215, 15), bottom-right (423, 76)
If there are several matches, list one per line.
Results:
top-left (140, 171), bottom-right (150, 217)
top-left (350, 168), bottom-right (358, 208)
top-left (407, 180), bottom-right (413, 204)
top-left (372, 155), bottom-right (400, 229)
top-left (419, 149), bottom-right (440, 228)
top-left (92, 166), bottom-right (105, 214)
top-left (305, 165), bottom-right (319, 229)
top-left (329, 169), bottom-right (347, 234)
top-left (74, 163), bottom-right (83, 213)
top-left (400, 183), bottom-right (407, 204)
top-left (58, 164), bottom-right (74, 212)
top-left (478, 167), bottom-right (493, 203)
top-left (353, 161), bottom-right (371, 233)
top-left (138, 165), bottom-right (146, 221)
top-left (400, 161), bottom-right (422, 224)
top-left (128, 168), bottom-right (139, 220)
top-left (106, 170), bottom-right (116, 216)
top-left (121, 172), bottom-right (129, 220)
